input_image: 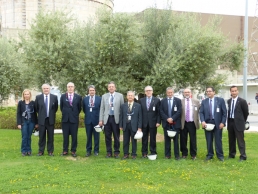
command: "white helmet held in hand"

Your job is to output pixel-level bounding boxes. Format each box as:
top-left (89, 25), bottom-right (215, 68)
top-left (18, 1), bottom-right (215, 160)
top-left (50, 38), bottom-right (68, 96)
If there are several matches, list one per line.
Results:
top-left (94, 125), bottom-right (104, 132)
top-left (134, 131), bottom-right (143, 139)
top-left (33, 129), bottom-right (39, 136)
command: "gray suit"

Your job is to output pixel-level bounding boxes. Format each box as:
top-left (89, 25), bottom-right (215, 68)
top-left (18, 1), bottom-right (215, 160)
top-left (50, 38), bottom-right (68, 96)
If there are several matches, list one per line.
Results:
top-left (99, 92), bottom-right (124, 156)
top-left (99, 92), bottom-right (124, 124)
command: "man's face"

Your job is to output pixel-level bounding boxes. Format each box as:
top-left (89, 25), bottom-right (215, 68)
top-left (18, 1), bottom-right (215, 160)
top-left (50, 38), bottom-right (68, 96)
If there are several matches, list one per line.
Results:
top-left (230, 87), bottom-right (238, 98)
top-left (89, 88), bottom-right (96, 96)
top-left (108, 84), bottom-right (116, 93)
top-left (42, 85), bottom-right (50, 95)
top-left (145, 87), bottom-right (153, 97)
top-left (183, 89), bottom-right (191, 98)
top-left (166, 89), bottom-right (174, 98)
top-left (206, 88), bottom-right (215, 98)
top-left (67, 84), bottom-right (75, 93)
top-left (127, 92), bottom-right (134, 102)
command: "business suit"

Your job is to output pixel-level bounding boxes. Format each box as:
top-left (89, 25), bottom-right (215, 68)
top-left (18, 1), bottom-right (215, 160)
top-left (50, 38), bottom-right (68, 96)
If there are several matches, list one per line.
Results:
top-left (35, 93), bottom-right (58, 154)
top-left (199, 97), bottom-right (227, 160)
top-left (227, 97), bottom-right (249, 160)
top-left (180, 98), bottom-right (200, 157)
top-left (139, 97), bottom-right (161, 155)
top-left (82, 95), bottom-right (101, 154)
top-left (99, 92), bottom-right (124, 155)
top-left (119, 102), bottom-right (142, 156)
top-left (60, 93), bottom-right (82, 153)
top-left (160, 97), bottom-right (182, 158)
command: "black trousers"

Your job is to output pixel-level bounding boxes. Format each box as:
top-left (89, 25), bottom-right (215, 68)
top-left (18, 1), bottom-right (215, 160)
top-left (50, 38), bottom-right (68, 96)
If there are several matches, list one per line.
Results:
top-left (141, 124), bottom-right (157, 155)
top-left (62, 122), bottom-right (79, 152)
top-left (104, 116), bottom-right (120, 155)
top-left (180, 122), bottom-right (197, 157)
top-left (38, 118), bottom-right (54, 153)
top-left (228, 119), bottom-right (246, 159)
top-left (123, 123), bottom-right (137, 156)
top-left (163, 127), bottom-right (180, 158)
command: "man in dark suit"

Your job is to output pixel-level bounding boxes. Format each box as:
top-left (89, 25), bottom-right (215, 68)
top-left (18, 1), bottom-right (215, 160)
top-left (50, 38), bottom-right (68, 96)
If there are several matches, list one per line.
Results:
top-left (35, 83), bottom-right (58, 156)
top-left (139, 86), bottom-right (160, 158)
top-left (120, 91), bottom-right (142, 159)
top-left (227, 86), bottom-right (249, 162)
top-left (200, 86), bottom-right (227, 161)
top-left (160, 87), bottom-right (182, 160)
top-left (180, 88), bottom-right (200, 160)
top-left (60, 82), bottom-right (82, 157)
top-left (99, 81), bottom-right (124, 158)
top-left (82, 85), bottom-right (101, 157)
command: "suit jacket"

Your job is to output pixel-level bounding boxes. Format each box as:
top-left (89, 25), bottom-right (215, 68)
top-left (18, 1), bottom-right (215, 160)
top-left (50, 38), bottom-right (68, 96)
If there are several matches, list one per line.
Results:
top-left (119, 102), bottom-right (142, 132)
top-left (82, 95), bottom-right (101, 125)
top-left (160, 97), bottom-right (182, 129)
top-left (139, 97), bottom-right (161, 128)
top-left (60, 93), bottom-right (82, 123)
top-left (17, 100), bottom-right (38, 125)
top-left (181, 98), bottom-right (200, 129)
top-left (99, 92), bottom-right (124, 124)
top-left (35, 94), bottom-right (58, 125)
top-left (227, 97), bottom-right (249, 131)
top-left (199, 97), bottom-right (227, 129)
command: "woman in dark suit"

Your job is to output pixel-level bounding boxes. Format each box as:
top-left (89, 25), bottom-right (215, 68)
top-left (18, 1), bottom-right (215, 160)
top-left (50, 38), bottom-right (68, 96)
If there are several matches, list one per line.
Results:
top-left (17, 89), bottom-right (38, 156)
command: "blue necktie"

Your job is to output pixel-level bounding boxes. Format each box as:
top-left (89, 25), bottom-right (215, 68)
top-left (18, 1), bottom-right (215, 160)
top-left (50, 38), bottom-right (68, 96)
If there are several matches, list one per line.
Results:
top-left (168, 98), bottom-right (172, 117)
top-left (109, 94), bottom-right (114, 115)
top-left (45, 95), bottom-right (48, 117)
top-left (209, 99), bottom-right (212, 120)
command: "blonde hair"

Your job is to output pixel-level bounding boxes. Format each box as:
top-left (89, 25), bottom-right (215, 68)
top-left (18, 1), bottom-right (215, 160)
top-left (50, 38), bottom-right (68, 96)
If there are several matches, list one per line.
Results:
top-left (21, 89), bottom-right (32, 101)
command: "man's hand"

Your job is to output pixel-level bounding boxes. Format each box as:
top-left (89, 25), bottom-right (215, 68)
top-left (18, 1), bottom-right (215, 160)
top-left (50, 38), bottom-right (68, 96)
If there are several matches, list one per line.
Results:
top-left (202, 122), bottom-right (206, 128)
top-left (120, 128), bottom-right (123, 131)
top-left (98, 121), bottom-right (103, 126)
top-left (156, 123), bottom-right (160, 127)
top-left (18, 125), bottom-right (21, 129)
top-left (137, 128), bottom-right (142, 132)
top-left (167, 118), bottom-right (173, 124)
top-left (219, 123), bottom-right (224, 129)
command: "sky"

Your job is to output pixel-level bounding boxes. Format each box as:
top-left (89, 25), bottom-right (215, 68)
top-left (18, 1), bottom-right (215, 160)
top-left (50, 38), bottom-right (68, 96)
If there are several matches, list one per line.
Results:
top-left (113, 0), bottom-right (257, 16)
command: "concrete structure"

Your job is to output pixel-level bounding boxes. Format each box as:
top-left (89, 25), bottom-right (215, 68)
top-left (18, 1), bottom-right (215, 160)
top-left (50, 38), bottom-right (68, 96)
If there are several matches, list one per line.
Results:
top-left (0, 0), bottom-right (113, 39)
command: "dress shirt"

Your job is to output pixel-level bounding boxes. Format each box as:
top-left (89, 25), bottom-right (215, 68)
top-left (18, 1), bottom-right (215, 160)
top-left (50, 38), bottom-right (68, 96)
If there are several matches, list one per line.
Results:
top-left (146, 96), bottom-right (152, 109)
top-left (230, 96), bottom-right (238, 119)
top-left (89, 95), bottom-right (95, 107)
top-left (167, 97), bottom-right (174, 109)
top-left (209, 97), bottom-right (214, 119)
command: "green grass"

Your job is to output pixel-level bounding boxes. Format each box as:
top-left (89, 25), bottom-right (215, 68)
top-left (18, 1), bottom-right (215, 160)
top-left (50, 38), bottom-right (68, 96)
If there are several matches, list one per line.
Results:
top-left (1, 128), bottom-right (258, 194)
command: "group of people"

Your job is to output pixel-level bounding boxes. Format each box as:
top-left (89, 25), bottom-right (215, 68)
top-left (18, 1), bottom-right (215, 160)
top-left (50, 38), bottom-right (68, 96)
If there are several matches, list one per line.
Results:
top-left (17, 81), bottom-right (249, 162)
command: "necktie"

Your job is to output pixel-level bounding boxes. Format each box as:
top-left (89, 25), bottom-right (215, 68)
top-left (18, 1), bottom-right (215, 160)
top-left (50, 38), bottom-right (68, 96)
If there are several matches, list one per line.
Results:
top-left (128, 103), bottom-right (131, 113)
top-left (186, 98), bottom-right (190, 122)
top-left (45, 95), bottom-right (48, 117)
top-left (69, 95), bottom-right (72, 106)
top-left (147, 98), bottom-right (150, 110)
top-left (109, 94), bottom-right (114, 115)
top-left (209, 99), bottom-right (212, 120)
top-left (90, 96), bottom-right (94, 107)
top-left (168, 98), bottom-right (172, 117)
top-left (230, 99), bottom-right (235, 118)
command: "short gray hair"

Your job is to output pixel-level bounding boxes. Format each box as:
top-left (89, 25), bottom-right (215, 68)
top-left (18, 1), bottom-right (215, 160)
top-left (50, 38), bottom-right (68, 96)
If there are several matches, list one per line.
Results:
top-left (67, 82), bottom-right (75, 87)
top-left (108, 81), bottom-right (116, 87)
top-left (41, 83), bottom-right (50, 89)
top-left (127, 91), bottom-right (135, 96)
top-left (88, 85), bottom-right (95, 90)
top-left (144, 86), bottom-right (153, 91)
top-left (166, 87), bottom-right (174, 92)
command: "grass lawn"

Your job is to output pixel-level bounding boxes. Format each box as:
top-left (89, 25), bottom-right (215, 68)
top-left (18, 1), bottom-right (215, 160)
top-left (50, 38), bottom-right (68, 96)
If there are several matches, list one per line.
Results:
top-left (0, 128), bottom-right (258, 194)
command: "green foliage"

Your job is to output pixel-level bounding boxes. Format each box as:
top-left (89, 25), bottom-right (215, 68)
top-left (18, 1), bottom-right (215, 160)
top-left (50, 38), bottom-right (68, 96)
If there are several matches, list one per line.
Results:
top-left (0, 129), bottom-right (258, 193)
top-left (0, 107), bottom-right (85, 129)
top-left (0, 38), bottom-right (23, 104)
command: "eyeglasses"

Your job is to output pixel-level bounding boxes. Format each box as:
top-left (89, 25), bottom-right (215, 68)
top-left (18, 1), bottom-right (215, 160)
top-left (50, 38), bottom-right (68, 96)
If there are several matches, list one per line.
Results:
top-left (145, 90), bottom-right (153, 92)
top-left (206, 91), bottom-right (213, 93)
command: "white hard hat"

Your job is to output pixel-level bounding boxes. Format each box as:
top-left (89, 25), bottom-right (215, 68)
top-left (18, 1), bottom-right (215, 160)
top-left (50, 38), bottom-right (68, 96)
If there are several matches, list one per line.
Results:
top-left (33, 129), bottom-right (39, 136)
top-left (167, 130), bottom-right (176, 137)
top-left (205, 124), bottom-right (215, 131)
top-left (245, 121), bottom-right (250, 130)
top-left (134, 131), bottom-right (143, 139)
top-left (147, 154), bottom-right (157, 160)
top-left (94, 125), bottom-right (104, 132)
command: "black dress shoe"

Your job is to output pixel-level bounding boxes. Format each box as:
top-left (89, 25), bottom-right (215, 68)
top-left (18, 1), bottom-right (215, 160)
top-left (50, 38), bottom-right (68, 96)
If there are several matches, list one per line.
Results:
top-left (94, 152), bottom-right (99, 156)
top-left (85, 152), bottom-right (91, 157)
top-left (218, 158), bottom-right (224, 162)
top-left (239, 158), bottom-right (246, 162)
top-left (191, 156), bottom-right (196, 160)
top-left (114, 154), bottom-right (120, 159)
top-left (61, 152), bottom-right (68, 156)
top-left (122, 155), bottom-right (129, 160)
top-left (132, 156), bottom-right (136, 160)
top-left (205, 157), bottom-right (213, 161)
top-left (27, 152), bottom-right (32, 156)
top-left (48, 152), bottom-right (54, 156)
top-left (22, 152), bottom-right (26, 157)
top-left (182, 156), bottom-right (187, 159)
top-left (106, 154), bottom-right (112, 158)
top-left (142, 154), bottom-right (147, 158)
top-left (71, 152), bottom-right (77, 157)
top-left (175, 157), bottom-right (180, 160)
top-left (37, 152), bottom-right (44, 156)
top-left (228, 156), bottom-right (235, 159)
top-left (165, 156), bottom-right (171, 159)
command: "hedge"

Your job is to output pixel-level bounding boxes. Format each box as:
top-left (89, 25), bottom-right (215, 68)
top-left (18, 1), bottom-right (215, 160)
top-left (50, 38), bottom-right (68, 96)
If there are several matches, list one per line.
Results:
top-left (0, 107), bottom-right (85, 129)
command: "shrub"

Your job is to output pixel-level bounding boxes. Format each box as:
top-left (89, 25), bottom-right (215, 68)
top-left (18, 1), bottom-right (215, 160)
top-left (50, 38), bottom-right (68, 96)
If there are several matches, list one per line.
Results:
top-left (0, 107), bottom-right (85, 129)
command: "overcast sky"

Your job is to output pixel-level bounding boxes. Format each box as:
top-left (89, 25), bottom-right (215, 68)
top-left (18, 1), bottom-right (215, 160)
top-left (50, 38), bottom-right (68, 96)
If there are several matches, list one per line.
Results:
top-left (113, 0), bottom-right (257, 16)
